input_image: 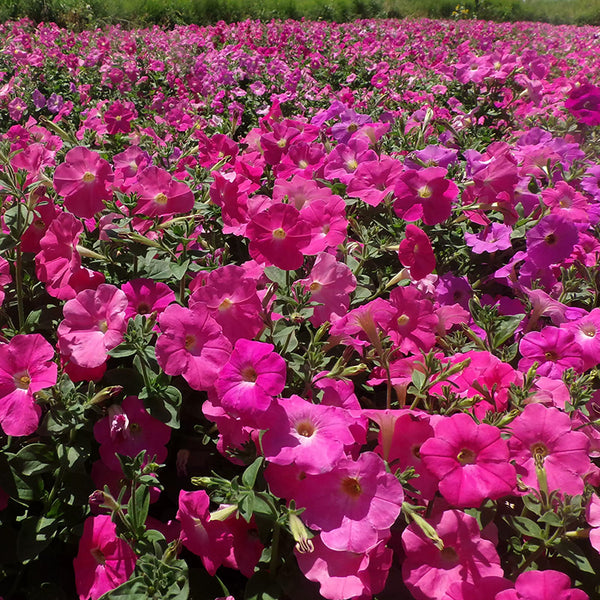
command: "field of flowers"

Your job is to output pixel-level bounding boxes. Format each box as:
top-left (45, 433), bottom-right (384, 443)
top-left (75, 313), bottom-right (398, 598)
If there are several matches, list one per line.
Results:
top-left (2, 15), bottom-right (600, 600)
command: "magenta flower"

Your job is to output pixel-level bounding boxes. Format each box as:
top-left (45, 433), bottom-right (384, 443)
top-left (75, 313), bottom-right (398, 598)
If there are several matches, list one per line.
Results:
top-left (93, 396), bottom-right (171, 471)
top-left (176, 490), bottom-right (232, 576)
top-left (495, 569), bottom-right (589, 600)
top-left (53, 147), bottom-right (113, 219)
top-left (402, 509), bottom-right (503, 600)
top-left (188, 264), bottom-right (263, 343)
top-left (0, 256), bottom-right (10, 307)
top-left (526, 214), bottom-right (579, 268)
top-left (215, 339), bottom-right (286, 417)
top-left (586, 494), bottom-right (600, 555)
top-left (156, 304), bottom-right (232, 391)
top-left (519, 326), bottom-right (583, 378)
top-left (295, 534), bottom-right (392, 600)
top-left (103, 100), bottom-right (136, 135)
top-left (73, 515), bottom-right (137, 600)
top-left (393, 167), bottom-right (458, 225)
top-left (131, 165), bottom-right (194, 217)
top-left (293, 452), bottom-right (404, 553)
top-left (346, 158), bottom-right (403, 207)
top-left (565, 82), bottom-right (600, 126)
top-left (121, 278), bottom-right (175, 323)
top-left (562, 308), bottom-right (600, 370)
top-left (246, 203), bottom-right (312, 270)
top-left (57, 284), bottom-right (128, 369)
top-left (398, 224), bottom-right (436, 280)
top-left (261, 395), bottom-right (358, 475)
top-left (420, 413), bottom-right (516, 507)
top-left (508, 403), bottom-right (591, 496)
top-left (0, 334), bottom-right (57, 437)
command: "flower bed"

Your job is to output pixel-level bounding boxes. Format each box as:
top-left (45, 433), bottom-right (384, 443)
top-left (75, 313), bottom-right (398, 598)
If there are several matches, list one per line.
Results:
top-left (1, 16), bottom-right (600, 600)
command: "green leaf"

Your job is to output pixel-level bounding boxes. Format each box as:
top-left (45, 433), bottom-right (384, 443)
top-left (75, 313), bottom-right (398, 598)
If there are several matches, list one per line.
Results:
top-left (491, 314), bottom-right (525, 348)
top-left (11, 443), bottom-right (56, 476)
top-left (109, 343), bottom-right (138, 358)
top-left (538, 510), bottom-right (562, 527)
top-left (170, 260), bottom-right (190, 280)
top-left (505, 515), bottom-right (544, 540)
top-left (17, 516), bottom-right (59, 562)
top-left (101, 578), bottom-right (149, 599)
top-left (128, 486), bottom-right (150, 532)
top-left (556, 539), bottom-right (596, 574)
top-left (263, 266), bottom-right (287, 286)
top-left (242, 457), bottom-right (264, 489)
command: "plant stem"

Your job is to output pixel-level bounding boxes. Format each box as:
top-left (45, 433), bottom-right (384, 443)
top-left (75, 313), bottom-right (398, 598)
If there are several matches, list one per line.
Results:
top-left (15, 244), bottom-right (25, 331)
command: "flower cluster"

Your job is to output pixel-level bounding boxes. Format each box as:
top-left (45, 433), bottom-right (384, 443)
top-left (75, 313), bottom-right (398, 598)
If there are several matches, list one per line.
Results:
top-left (1, 15), bottom-right (600, 600)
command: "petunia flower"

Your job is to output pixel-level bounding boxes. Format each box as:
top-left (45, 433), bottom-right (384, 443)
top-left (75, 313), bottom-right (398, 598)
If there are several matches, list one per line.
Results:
top-left (495, 569), bottom-right (589, 600)
top-left (131, 165), bottom-right (194, 217)
top-left (73, 515), bottom-right (137, 600)
top-left (0, 334), bottom-right (57, 437)
top-left (398, 224), bottom-right (436, 280)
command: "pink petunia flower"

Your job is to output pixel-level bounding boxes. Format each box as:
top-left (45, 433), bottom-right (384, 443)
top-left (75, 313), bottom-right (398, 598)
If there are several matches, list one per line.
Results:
top-left (73, 514), bottom-right (137, 600)
top-left (586, 494), bottom-right (600, 555)
top-left (93, 396), bottom-right (171, 472)
top-left (518, 326), bottom-right (583, 378)
top-left (346, 158), bottom-right (404, 207)
top-left (295, 534), bottom-right (392, 600)
top-left (293, 452), bottom-right (404, 553)
top-left (0, 257), bottom-right (10, 307)
top-left (393, 167), bottom-right (458, 225)
top-left (57, 284), bottom-right (128, 369)
top-left (215, 339), bottom-right (286, 418)
top-left (398, 224), bottom-right (436, 280)
top-left (131, 165), bottom-right (194, 218)
top-left (261, 395), bottom-right (358, 475)
top-left (0, 334), bottom-right (57, 437)
top-left (565, 82), bottom-right (600, 126)
top-left (420, 413), bottom-right (516, 507)
top-left (298, 253), bottom-right (356, 327)
top-left (561, 308), bottom-right (600, 371)
top-left (53, 147), bottom-right (113, 219)
top-left (156, 304), bottom-right (232, 391)
top-left (508, 403), bottom-right (591, 496)
top-left (121, 278), bottom-right (175, 323)
top-left (465, 223), bottom-right (513, 254)
top-left (495, 569), bottom-right (589, 600)
top-left (402, 509), bottom-right (503, 600)
top-left (176, 490), bottom-right (232, 576)
top-left (246, 203), bottom-right (312, 270)
top-left (526, 214), bottom-right (579, 268)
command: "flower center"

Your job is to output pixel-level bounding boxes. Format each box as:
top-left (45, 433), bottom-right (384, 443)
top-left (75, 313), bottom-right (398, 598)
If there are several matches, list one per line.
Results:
top-left (531, 442), bottom-right (549, 468)
top-left (298, 160), bottom-right (308, 169)
top-left (341, 476), bottom-right (362, 497)
top-left (418, 185), bottom-right (432, 199)
top-left (296, 420), bottom-right (316, 438)
top-left (154, 192), bottom-right (168, 205)
top-left (277, 138), bottom-right (287, 148)
top-left (98, 320), bottom-right (108, 333)
top-left (184, 334), bottom-right (196, 350)
top-left (544, 233), bottom-right (556, 245)
top-left (347, 123), bottom-right (358, 133)
top-left (272, 228), bottom-right (286, 240)
top-left (544, 350), bottom-right (558, 361)
top-left (346, 159), bottom-right (358, 171)
top-left (582, 324), bottom-right (596, 338)
top-left (137, 302), bottom-right (151, 314)
top-left (14, 371), bottom-right (31, 390)
top-left (440, 546), bottom-right (459, 565)
top-left (218, 298), bottom-right (233, 311)
top-left (82, 171), bottom-right (95, 183)
top-left (241, 366), bottom-right (258, 383)
top-left (457, 448), bottom-right (476, 465)
top-left (90, 547), bottom-right (106, 565)
top-left (309, 281), bottom-right (321, 292)
top-left (397, 314), bottom-right (410, 327)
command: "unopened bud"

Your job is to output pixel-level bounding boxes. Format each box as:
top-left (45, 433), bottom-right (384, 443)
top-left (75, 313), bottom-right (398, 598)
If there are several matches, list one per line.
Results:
top-left (191, 476), bottom-right (213, 488)
top-left (210, 504), bottom-right (238, 522)
top-left (87, 386), bottom-right (124, 406)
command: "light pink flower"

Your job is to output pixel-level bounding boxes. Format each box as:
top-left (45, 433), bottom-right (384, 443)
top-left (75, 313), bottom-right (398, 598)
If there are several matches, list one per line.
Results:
top-left (57, 284), bottom-right (128, 368)
top-left (261, 395), bottom-right (358, 475)
top-left (0, 334), bottom-right (57, 436)
top-left (402, 509), bottom-right (503, 600)
top-left (156, 304), bottom-right (232, 391)
top-left (131, 165), bottom-right (194, 217)
top-left (73, 515), bottom-right (137, 600)
top-left (508, 403), bottom-right (591, 496)
top-left (53, 147), bottom-right (113, 219)
top-left (293, 452), bottom-right (404, 553)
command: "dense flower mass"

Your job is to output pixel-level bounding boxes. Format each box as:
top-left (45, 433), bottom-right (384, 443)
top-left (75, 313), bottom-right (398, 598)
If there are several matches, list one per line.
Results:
top-left (2, 14), bottom-right (600, 600)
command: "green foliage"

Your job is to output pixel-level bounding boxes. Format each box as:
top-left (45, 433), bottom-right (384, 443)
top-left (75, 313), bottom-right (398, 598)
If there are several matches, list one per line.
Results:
top-left (5, 0), bottom-right (600, 27)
